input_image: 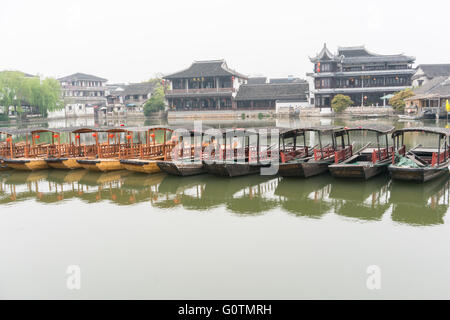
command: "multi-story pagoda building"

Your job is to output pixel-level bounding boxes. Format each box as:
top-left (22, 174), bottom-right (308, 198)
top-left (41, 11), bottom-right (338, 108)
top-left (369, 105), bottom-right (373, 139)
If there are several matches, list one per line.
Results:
top-left (308, 44), bottom-right (415, 107)
top-left (164, 60), bottom-right (247, 111)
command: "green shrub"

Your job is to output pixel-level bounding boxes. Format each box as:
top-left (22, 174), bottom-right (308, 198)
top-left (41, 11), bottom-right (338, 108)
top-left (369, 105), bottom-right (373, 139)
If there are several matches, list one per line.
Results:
top-left (331, 94), bottom-right (353, 113)
top-left (389, 89), bottom-right (414, 112)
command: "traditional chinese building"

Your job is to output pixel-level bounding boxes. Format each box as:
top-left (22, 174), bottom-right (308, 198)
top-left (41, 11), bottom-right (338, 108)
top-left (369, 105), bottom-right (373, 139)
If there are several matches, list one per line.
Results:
top-left (106, 82), bottom-right (157, 113)
top-left (412, 64), bottom-right (450, 87)
top-left (235, 82), bottom-right (309, 110)
top-left (405, 76), bottom-right (450, 116)
top-left (164, 60), bottom-right (247, 111)
top-left (57, 73), bottom-right (108, 117)
top-left (308, 44), bottom-right (415, 107)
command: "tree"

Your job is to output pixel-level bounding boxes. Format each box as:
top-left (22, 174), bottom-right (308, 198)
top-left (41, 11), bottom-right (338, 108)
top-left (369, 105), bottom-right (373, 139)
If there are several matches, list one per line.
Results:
top-left (0, 71), bottom-right (63, 119)
top-left (331, 94), bottom-right (353, 113)
top-left (144, 82), bottom-right (166, 116)
top-left (0, 71), bottom-right (26, 118)
top-left (389, 88), bottom-right (414, 112)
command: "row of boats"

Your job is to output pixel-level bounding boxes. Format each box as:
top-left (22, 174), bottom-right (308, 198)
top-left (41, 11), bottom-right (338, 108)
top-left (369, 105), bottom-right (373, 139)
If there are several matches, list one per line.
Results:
top-left (1, 124), bottom-right (449, 183)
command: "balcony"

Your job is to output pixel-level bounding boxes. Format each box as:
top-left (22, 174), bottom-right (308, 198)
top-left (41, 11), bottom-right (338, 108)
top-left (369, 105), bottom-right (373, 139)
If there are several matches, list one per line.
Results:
top-left (62, 85), bottom-right (107, 91)
top-left (308, 69), bottom-right (416, 78)
top-left (168, 87), bottom-right (234, 94)
top-left (313, 86), bottom-right (411, 94)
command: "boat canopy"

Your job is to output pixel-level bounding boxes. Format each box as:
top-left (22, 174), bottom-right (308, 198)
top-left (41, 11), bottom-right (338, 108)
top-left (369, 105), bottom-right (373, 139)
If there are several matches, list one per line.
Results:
top-left (0, 127), bottom-right (58, 136)
top-left (305, 126), bottom-right (345, 133)
top-left (344, 125), bottom-right (395, 135)
top-left (392, 127), bottom-right (450, 138)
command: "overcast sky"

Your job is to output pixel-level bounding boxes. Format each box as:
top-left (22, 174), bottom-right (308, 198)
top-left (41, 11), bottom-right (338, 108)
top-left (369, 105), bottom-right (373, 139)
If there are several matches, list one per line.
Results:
top-left (0, 0), bottom-right (448, 83)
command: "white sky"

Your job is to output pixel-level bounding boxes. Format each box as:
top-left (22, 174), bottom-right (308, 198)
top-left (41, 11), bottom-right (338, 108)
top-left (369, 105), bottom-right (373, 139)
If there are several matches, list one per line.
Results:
top-left (0, 0), bottom-right (448, 83)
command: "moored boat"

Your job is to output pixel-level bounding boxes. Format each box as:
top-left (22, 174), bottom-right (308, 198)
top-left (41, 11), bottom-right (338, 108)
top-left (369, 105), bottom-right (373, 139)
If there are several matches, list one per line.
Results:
top-left (45, 127), bottom-right (99, 170)
top-left (1, 128), bottom-right (60, 171)
top-left (329, 125), bottom-right (395, 179)
top-left (388, 127), bottom-right (450, 183)
top-left (120, 126), bottom-right (175, 174)
top-left (157, 126), bottom-right (209, 176)
top-left (76, 127), bottom-right (132, 172)
top-left (279, 126), bottom-right (353, 178)
top-left (203, 128), bottom-right (274, 177)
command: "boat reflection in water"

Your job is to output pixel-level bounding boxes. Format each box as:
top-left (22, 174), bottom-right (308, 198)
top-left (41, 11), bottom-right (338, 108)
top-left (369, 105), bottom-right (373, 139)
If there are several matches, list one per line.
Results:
top-left (274, 175), bottom-right (333, 218)
top-left (0, 170), bottom-right (449, 226)
top-left (155, 174), bottom-right (279, 215)
top-left (329, 176), bottom-right (391, 221)
top-left (389, 173), bottom-right (450, 226)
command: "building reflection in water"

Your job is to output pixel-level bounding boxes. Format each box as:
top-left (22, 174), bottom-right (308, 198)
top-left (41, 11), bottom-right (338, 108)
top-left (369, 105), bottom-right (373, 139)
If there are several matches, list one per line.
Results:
top-left (0, 170), bottom-right (449, 227)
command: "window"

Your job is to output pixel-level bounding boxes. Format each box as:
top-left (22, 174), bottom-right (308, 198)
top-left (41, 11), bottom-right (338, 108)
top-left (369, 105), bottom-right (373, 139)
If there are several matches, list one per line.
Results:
top-left (321, 63), bottom-right (331, 72)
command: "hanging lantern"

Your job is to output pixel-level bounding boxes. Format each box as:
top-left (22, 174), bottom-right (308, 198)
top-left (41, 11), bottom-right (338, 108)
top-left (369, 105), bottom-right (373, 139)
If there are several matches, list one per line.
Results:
top-left (126, 135), bottom-right (132, 140)
top-left (75, 135), bottom-right (80, 139)
top-left (109, 134), bottom-right (115, 139)
top-left (53, 134), bottom-right (59, 139)
top-left (6, 137), bottom-right (11, 142)
top-left (120, 124), bottom-right (125, 127)
top-left (150, 133), bottom-right (155, 138)
top-left (35, 135), bottom-right (40, 140)
top-left (92, 133), bottom-right (97, 138)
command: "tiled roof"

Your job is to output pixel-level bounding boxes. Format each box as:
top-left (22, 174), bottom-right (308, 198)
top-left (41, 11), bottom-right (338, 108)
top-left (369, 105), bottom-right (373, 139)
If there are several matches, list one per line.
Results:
top-left (310, 44), bottom-right (415, 64)
top-left (121, 83), bottom-right (157, 96)
top-left (58, 73), bottom-right (107, 82)
top-left (269, 78), bottom-right (307, 84)
top-left (164, 60), bottom-right (247, 79)
top-left (247, 77), bottom-right (267, 84)
top-left (408, 76), bottom-right (450, 100)
top-left (416, 64), bottom-right (450, 79)
top-left (235, 83), bottom-right (309, 101)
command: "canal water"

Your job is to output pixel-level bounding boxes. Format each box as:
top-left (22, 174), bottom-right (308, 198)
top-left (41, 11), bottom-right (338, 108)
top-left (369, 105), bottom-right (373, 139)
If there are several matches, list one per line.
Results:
top-left (0, 117), bottom-right (449, 299)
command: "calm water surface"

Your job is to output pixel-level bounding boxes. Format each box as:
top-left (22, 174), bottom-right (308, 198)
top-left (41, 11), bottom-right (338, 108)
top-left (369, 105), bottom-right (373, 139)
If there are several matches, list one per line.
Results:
top-left (1, 117), bottom-right (450, 299)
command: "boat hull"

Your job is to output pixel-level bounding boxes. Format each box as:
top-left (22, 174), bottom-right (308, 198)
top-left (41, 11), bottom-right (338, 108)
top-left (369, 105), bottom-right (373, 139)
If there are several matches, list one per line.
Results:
top-left (3, 158), bottom-right (49, 171)
top-left (278, 161), bottom-right (330, 178)
top-left (77, 159), bottom-right (123, 172)
top-left (46, 158), bottom-right (83, 170)
top-left (329, 163), bottom-right (388, 180)
top-left (157, 161), bottom-right (205, 176)
top-left (389, 165), bottom-right (449, 183)
top-left (120, 159), bottom-right (161, 174)
top-left (204, 162), bottom-right (260, 177)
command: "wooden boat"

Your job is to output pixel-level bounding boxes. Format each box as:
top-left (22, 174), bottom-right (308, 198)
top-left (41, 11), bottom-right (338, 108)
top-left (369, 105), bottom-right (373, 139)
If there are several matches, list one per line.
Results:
top-left (45, 126), bottom-right (124, 170)
top-left (278, 126), bottom-right (353, 178)
top-left (76, 127), bottom-right (133, 172)
top-left (1, 128), bottom-right (60, 171)
top-left (157, 126), bottom-right (209, 176)
top-left (158, 160), bottom-right (205, 176)
top-left (120, 126), bottom-right (175, 174)
top-left (203, 128), bottom-right (272, 177)
top-left (45, 127), bottom-right (89, 169)
top-left (389, 127), bottom-right (450, 182)
top-left (329, 125), bottom-right (395, 179)
top-left (0, 159), bottom-right (11, 171)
